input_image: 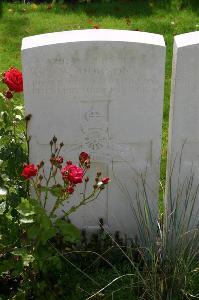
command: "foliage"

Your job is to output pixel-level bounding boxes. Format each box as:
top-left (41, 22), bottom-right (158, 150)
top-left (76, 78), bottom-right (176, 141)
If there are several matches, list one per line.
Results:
top-left (87, 171), bottom-right (199, 300)
top-left (0, 69), bottom-right (110, 299)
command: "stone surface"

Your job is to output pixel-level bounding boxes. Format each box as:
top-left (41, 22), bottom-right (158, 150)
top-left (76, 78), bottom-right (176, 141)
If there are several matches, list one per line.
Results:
top-left (166, 31), bottom-right (199, 228)
top-left (22, 29), bottom-right (165, 238)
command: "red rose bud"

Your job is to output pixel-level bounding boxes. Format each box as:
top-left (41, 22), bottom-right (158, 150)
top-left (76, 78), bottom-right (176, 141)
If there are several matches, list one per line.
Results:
top-left (3, 67), bottom-right (23, 93)
top-left (85, 161), bottom-right (90, 169)
top-left (85, 176), bottom-right (89, 183)
top-left (25, 114), bottom-right (32, 122)
top-left (101, 177), bottom-right (110, 184)
top-left (37, 161), bottom-right (44, 169)
top-left (56, 156), bottom-right (63, 164)
top-left (67, 160), bottom-right (72, 165)
top-left (39, 175), bottom-right (43, 181)
top-left (79, 152), bottom-right (90, 164)
top-left (67, 186), bottom-right (74, 194)
top-left (21, 163), bottom-right (38, 179)
top-left (4, 90), bottom-right (13, 99)
top-left (52, 135), bottom-right (57, 143)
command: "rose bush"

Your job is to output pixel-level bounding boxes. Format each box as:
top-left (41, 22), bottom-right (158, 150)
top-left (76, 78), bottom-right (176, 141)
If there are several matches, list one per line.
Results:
top-left (21, 136), bottom-right (109, 218)
top-left (0, 67), bottom-right (110, 299)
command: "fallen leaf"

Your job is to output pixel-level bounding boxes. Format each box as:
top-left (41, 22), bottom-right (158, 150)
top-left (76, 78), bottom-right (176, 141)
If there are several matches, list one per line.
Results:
top-left (87, 18), bottom-right (93, 24)
top-left (47, 4), bottom-right (53, 10)
top-left (126, 18), bottom-right (131, 26)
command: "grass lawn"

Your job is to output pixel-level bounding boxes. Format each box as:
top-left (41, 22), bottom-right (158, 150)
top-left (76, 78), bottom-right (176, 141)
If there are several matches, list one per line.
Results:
top-left (0, 0), bottom-right (199, 205)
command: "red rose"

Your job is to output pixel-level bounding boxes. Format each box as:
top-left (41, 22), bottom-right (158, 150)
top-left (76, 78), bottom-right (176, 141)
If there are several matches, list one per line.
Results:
top-left (101, 177), bottom-right (110, 184)
top-left (3, 67), bottom-right (23, 93)
top-left (79, 152), bottom-right (90, 165)
top-left (61, 164), bottom-right (83, 184)
top-left (21, 163), bottom-right (38, 179)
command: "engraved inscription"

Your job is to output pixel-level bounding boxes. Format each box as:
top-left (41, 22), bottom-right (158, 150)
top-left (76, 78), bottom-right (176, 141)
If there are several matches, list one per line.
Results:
top-left (29, 56), bottom-right (153, 97)
top-left (81, 102), bottom-right (109, 154)
top-left (84, 129), bottom-right (108, 151)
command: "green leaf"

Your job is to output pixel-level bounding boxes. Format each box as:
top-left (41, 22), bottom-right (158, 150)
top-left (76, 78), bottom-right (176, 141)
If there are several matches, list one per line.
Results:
top-left (15, 114), bottom-right (22, 121)
top-left (27, 224), bottom-right (39, 240)
top-left (39, 227), bottom-right (57, 244)
top-left (0, 201), bottom-right (6, 214)
top-left (16, 198), bottom-right (35, 217)
top-left (49, 184), bottom-right (63, 197)
top-left (56, 219), bottom-right (80, 243)
top-left (39, 213), bottom-right (51, 229)
top-left (0, 187), bottom-right (7, 196)
top-left (14, 105), bottom-right (23, 113)
top-left (40, 186), bottom-right (50, 193)
top-left (49, 256), bottom-right (62, 270)
top-left (6, 209), bottom-right (13, 221)
top-left (0, 259), bottom-right (12, 275)
top-left (20, 217), bottom-right (34, 224)
top-left (11, 249), bottom-right (35, 267)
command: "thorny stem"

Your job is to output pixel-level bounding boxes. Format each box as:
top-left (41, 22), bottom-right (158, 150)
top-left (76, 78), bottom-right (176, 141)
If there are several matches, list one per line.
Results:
top-left (63, 189), bottom-right (101, 218)
top-left (83, 180), bottom-right (87, 201)
top-left (43, 165), bottom-right (54, 208)
top-left (24, 115), bottom-right (31, 165)
top-left (31, 178), bottom-right (41, 203)
top-left (49, 195), bottom-right (64, 217)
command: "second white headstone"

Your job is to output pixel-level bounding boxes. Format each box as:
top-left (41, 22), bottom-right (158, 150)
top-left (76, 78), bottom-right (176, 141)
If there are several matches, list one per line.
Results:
top-left (167, 32), bottom-right (199, 229)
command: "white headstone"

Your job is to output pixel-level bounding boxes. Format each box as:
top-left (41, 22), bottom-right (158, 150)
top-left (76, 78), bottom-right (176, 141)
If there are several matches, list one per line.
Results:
top-left (22, 30), bottom-right (165, 238)
top-left (167, 32), bottom-right (199, 229)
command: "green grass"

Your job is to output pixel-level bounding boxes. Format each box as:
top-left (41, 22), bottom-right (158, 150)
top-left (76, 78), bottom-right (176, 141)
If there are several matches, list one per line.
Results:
top-left (0, 0), bottom-right (199, 207)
